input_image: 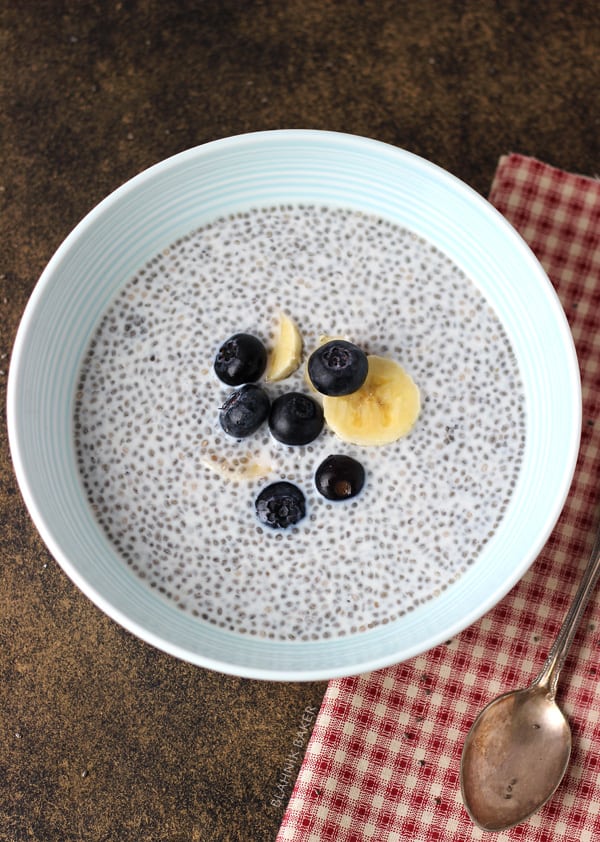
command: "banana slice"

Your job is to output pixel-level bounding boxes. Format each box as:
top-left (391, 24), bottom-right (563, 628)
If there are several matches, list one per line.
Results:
top-left (200, 453), bottom-right (274, 480)
top-left (265, 312), bottom-right (302, 382)
top-left (198, 439), bottom-right (274, 480)
top-left (323, 355), bottom-right (420, 446)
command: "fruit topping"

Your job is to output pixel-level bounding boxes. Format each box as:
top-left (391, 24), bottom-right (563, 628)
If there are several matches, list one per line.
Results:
top-left (323, 354), bottom-right (420, 446)
top-left (269, 391), bottom-right (324, 446)
top-left (200, 452), bottom-right (274, 480)
top-left (255, 481), bottom-right (306, 528)
top-left (214, 333), bottom-right (267, 385)
top-left (315, 454), bottom-right (365, 500)
top-left (219, 384), bottom-right (270, 438)
top-left (307, 339), bottom-right (369, 396)
top-left (265, 312), bottom-right (303, 382)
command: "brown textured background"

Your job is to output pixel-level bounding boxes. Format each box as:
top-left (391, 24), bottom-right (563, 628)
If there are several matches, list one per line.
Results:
top-left (1, 2), bottom-right (598, 841)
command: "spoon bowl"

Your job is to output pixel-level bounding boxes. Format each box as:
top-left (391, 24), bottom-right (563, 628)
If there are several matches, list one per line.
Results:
top-left (461, 687), bottom-right (571, 831)
top-left (461, 526), bottom-right (600, 831)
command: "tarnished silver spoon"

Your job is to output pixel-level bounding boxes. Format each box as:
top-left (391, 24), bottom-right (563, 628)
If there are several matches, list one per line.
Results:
top-left (460, 525), bottom-right (600, 831)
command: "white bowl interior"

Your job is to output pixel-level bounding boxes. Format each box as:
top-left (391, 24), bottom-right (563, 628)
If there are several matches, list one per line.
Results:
top-left (7, 130), bottom-right (581, 679)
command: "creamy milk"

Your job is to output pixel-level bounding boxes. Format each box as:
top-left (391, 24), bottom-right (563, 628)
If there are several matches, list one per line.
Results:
top-left (74, 205), bottom-right (526, 640)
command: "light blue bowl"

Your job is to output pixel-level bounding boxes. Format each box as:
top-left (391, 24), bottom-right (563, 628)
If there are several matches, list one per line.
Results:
top-left (7, 131), bottom-right (581, 680)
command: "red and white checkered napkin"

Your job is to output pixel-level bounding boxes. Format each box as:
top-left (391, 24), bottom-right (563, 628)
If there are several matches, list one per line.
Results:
top-left (278, 155), bottom-right (600, 842)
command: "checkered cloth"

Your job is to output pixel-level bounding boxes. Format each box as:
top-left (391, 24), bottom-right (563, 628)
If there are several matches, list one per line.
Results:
top-left (277, 155), bottom-right (600, 842)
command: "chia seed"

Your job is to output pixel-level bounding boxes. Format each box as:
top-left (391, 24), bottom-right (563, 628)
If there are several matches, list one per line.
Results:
top-left (74, 204), bottom-right (526, 641)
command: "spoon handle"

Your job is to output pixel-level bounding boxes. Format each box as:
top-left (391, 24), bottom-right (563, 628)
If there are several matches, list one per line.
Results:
top-left (535, 525), bottom-right (600, 698)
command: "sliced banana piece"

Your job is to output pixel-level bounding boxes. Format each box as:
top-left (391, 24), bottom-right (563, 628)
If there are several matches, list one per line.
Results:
top-left (323, 354), bottom-right (420, 446)
top-left (265, 312), bottom-right (302, 382)
top-left (200, 453), bottom-right (274, 480)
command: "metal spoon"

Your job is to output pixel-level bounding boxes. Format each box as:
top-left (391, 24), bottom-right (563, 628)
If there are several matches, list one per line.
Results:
top-left (460, 525), bottom-right (600, 831)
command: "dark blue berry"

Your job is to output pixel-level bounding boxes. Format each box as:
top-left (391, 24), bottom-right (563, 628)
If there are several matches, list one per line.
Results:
top-left (214, 333), bottom-right (267, 386)
top-left (269, 392), bottom-right (324, 445)
top-left (255, 481), bottom-right (306, 528)
top-left (315, 454), bottom-right (365, 500)
top-left (219, 384), bottom-right (270, 438)
top-left (307, 340), bottom-right (368, 396)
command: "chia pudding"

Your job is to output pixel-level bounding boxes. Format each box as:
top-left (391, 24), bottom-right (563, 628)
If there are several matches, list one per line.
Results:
top-left (74, 204), bottom-right (526, 641)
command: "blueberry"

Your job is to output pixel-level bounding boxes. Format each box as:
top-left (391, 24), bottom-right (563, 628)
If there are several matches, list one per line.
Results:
top-left (315, 454), bottom-right (365, 500)
top-left (214, 333), bottom-right (267, 386)
top-left (255, 481), bottom-right (306, 529)
top-left (269, 392), bottom-right (324, 446)
top-left (219, 384), bottom-right (270, 438)
top-left (307, 340), bottom-right (368, 396)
